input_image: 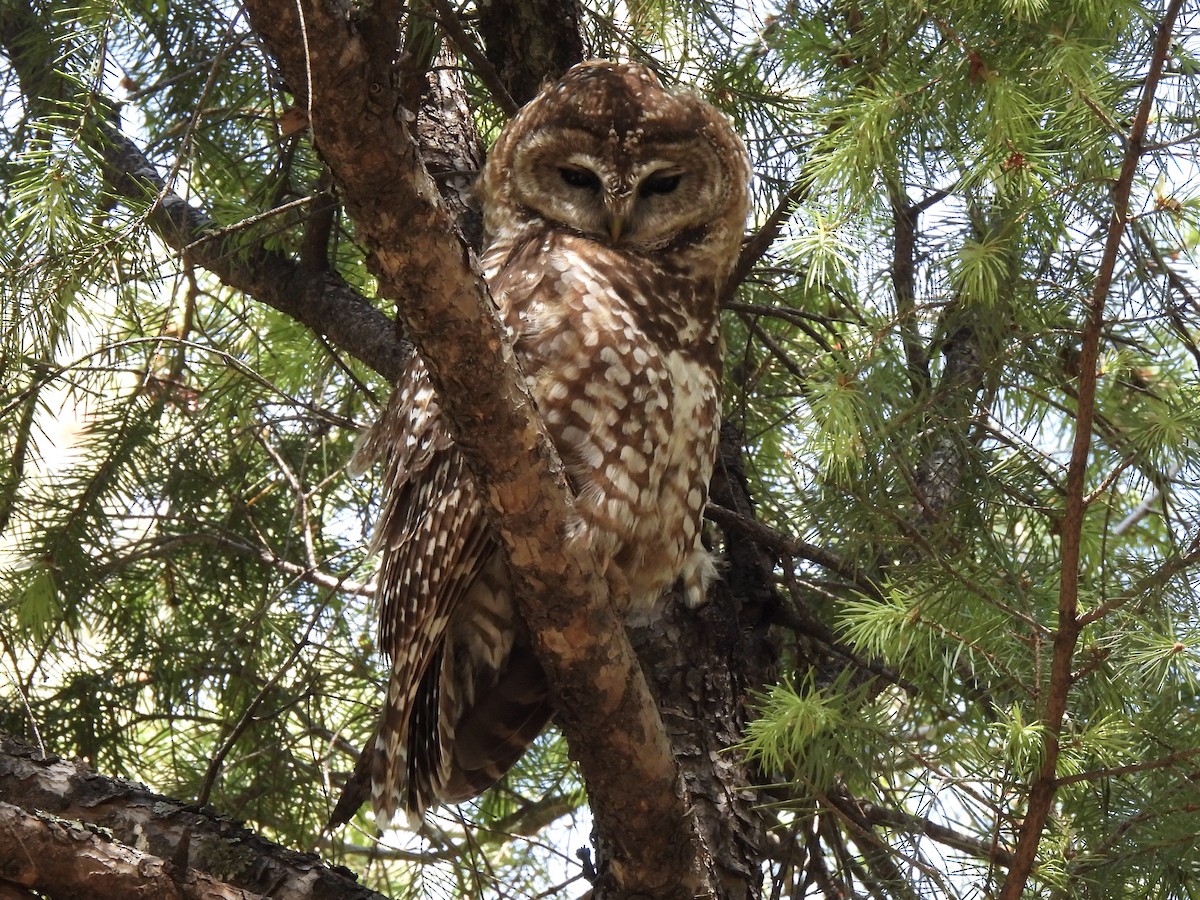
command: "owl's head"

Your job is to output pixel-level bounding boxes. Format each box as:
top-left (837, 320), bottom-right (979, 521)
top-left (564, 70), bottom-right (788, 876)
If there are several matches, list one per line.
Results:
top-left (481, 61), bottom-right (750, 264)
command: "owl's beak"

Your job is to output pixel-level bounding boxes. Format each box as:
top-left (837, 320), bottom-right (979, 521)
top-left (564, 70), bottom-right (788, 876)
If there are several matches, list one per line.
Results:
top-left (607, 213), bottom-right (625, 243)
top-left (606, 192), bottom-right (634, 243)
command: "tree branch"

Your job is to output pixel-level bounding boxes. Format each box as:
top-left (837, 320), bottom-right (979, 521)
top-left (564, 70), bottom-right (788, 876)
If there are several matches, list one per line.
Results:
top-left (474, 0), bottom-right (584, 105)
top-left (0, 804), bottom-right (262, 900)
top-left (888, 183), bottom-right (931, 399)
top-left (427, 0), bottom-right (519, 116)
top-left (0, 736), bottom-right (388, 900)
top-left (706, 502), bottom-right (875, 596)
top-left (99, 126), bottom-right (410, 383)
top-left (241, 2), bottom-right (708, 895)
top-left (0, 0), bottom-right (410, 385)
top-left (999, 2), bottom-right (1185, 894)
top-left (723, 178), bottom-right (810, 306)
top-left (855, 799), bottom-right (1015, 869)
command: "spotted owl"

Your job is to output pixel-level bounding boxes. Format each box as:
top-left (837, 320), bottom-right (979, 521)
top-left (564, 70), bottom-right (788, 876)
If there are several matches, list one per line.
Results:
top-left (352, 60), bottom-right (751, 824)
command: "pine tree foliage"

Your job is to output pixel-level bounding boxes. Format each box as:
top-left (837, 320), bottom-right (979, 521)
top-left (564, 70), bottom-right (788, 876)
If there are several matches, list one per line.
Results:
top-left (730, 1), bottom-right (1200, 896)
top-left (1, 0), bottom-right (1200, 896)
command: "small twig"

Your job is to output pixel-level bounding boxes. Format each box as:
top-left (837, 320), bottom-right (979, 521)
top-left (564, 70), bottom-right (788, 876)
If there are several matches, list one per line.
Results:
top-left (255, 429), bottom-right (319, 570)
top-left (1083, 450), bottom-right (1139, 505)
top-left (1070, 78), bottom-right (1125, 137)
top-left (100, 530), bottom-right (374, 597)
top-left (1055, 745), bottom-right (1200, 788)
top-left (1132, 221), bottom-right (1200, 371)
top-left (736, 311), bottom-right (812, 383)
top-left (777, 567), bottom-right (918, 693)
top-left (183, 195), bottom-right (314, 251)
top-left (723, 299), bottom-right (843, 327)
top-left (529, 872), bottom-right (587, 899)
top-left (0, 628), bottom-right (45, 757)
top-left (1112, 462), bottom-right (1182, 537)
top-left (195, 589), bottom-right (332, 807)
top-left (313, 834), bottom-right (465, 862)
top-left (0, 337), bottom-right (357, 429)
top-left (724, 177), bottom-right (811, 304)
top-left (705, 501), bottom-right (880, 598)
top-left (726, 301), bottom-right (836, 354)
top-left (1077, 541), bottom-right (1200, 627)
top-left (857, 800), bottom-right (1016, 869)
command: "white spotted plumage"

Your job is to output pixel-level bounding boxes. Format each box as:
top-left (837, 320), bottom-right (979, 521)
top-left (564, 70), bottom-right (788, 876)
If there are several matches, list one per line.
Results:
top-left (354, 60), bottom-right (750, 823)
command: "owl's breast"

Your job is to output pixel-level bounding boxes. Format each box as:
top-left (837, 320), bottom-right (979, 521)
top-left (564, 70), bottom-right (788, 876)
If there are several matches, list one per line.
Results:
top-left (488, 233), bottom-right (722, 609)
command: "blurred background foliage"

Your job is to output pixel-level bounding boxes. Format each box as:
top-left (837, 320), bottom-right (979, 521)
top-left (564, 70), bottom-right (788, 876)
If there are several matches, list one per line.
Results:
top-left (2, 0), bottom-right (1200, 896)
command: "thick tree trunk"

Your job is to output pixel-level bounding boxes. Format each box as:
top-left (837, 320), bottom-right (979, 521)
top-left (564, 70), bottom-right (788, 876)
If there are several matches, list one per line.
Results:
top-left (627, 428), bottom-right (779, 898)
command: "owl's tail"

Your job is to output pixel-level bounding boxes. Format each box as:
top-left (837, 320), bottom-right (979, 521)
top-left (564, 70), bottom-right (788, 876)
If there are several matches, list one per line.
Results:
top-left (327, 641), bottom-right (554, 829)
top-left (438, 643), bottom-right (554, 805)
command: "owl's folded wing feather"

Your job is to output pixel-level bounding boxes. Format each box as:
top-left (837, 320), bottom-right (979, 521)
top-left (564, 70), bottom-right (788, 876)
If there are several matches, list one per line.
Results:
top-left (345, 354), bottom-right (496, 823)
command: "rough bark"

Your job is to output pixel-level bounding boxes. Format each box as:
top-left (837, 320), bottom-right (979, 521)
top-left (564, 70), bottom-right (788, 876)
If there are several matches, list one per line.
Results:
top-left (475, 0), bottom-right (585, 105)
top-left (911, 324), bottom-right (984, 528)
top-left (0, 804), bottom-right (261, 900)
top-left (0, 736), bottom-right (387, 900)
top-left (412, 45), bottom-right (488, 251)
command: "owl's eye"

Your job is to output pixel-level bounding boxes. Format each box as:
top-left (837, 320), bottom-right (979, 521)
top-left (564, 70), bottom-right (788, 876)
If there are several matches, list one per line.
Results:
top-left (559, 167), bottom-right (602, 191)
top-left (639, 173), bottom-right (682, 197)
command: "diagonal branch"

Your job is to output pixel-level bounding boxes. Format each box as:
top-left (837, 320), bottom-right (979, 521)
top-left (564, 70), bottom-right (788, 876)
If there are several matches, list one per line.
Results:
top-left (0, 805), bottom-right (259, 900)
top-left (427, 0), bottom-right (519, 115)
top-left (98, 126), bottom-right (410, 383)
top-left (0, 0), bottom-right (409, 385)
top-left (241, 1), bottom-right (707, 896)
top-left (724, 177), bottom-right (810, 305)
top-left (998, 2), bottom-right (1185, 895)
top-left (0, 735), bottom-right (389, 900)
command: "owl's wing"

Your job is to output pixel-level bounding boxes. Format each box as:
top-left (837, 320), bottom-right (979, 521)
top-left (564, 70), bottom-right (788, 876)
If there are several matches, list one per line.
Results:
top-left (351, 353), bottom-right (495, 823)
top-left (335, 241), bottom-right (559, 824)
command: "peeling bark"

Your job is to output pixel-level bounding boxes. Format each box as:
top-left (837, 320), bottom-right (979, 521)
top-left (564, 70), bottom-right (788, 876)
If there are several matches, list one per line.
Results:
top-left (412, 47), bottom-right (487, 252)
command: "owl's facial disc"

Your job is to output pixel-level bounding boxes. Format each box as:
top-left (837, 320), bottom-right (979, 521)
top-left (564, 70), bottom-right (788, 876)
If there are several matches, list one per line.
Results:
top-left (508, 124), bottom-right (732, 250)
